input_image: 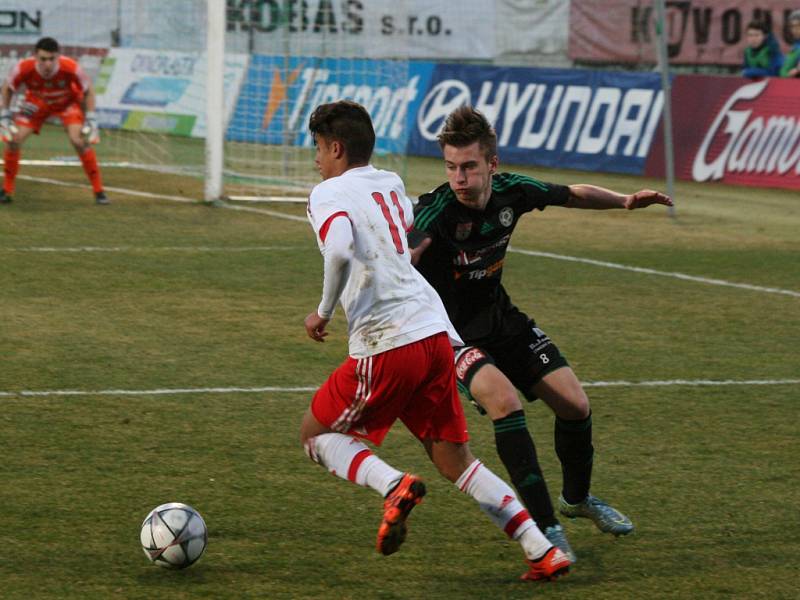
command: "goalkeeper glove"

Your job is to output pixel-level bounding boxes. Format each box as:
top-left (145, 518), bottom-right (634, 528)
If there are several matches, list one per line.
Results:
top-left (81, 111), bottom-right (100, 144)
top-left (0, 108), bottom-right (18, 143)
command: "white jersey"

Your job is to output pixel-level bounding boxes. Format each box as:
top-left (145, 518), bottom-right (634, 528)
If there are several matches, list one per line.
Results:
top-left (308, 165), bottom-right (462, 358)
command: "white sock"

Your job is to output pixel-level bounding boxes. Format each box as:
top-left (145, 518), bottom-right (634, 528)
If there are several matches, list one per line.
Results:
top-left (305, 433), bottom-right (403, 497)
top-left (455, 459), bottom-right (552, 560)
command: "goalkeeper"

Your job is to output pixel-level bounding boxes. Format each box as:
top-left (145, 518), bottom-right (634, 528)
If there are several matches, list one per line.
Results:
top-left (0, 37), bottom-right (107, 205)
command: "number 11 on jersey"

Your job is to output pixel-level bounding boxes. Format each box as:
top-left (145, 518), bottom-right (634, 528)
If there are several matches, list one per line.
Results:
top-left (372, 191), bottom-right (408, 254)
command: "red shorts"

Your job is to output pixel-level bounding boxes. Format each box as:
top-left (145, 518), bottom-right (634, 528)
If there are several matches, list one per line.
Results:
top-left (15, 96), bottom-right (84, 133)
top-left (312, 332), bottom-right (469, 446)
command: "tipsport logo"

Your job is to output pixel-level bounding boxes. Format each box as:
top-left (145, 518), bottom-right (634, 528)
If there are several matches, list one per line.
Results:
top-left (260, 64), bottom-right (420, 147)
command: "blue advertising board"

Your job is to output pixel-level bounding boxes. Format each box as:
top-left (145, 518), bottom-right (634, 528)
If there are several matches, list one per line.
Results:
top-left (228, 56), bottom-right (435, 157)
top-left (408, 65), bottom-right (664, 175)
top-left (228, 59), bottom-right (664, 175)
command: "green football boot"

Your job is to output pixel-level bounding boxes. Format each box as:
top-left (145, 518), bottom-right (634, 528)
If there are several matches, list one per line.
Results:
top-left (558, 495), bottom-right (634, 536)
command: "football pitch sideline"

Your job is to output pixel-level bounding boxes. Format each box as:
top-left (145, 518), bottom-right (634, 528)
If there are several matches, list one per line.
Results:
top-left (1, 157), bottom-right (798, 599)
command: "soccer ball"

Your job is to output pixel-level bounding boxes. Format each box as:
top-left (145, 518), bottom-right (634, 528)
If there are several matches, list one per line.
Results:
top-left (140, 502), bottom-right (208, 569)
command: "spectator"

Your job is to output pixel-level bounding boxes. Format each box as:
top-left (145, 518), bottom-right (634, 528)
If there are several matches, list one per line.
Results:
top-left (780, 10), bottom-right (800, 77)
top-left (743, 20), bottom-right (784, 78)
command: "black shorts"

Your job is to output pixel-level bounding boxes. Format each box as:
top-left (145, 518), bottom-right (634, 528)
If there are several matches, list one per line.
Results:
top-left (454, 320), bottom-right (569, 414)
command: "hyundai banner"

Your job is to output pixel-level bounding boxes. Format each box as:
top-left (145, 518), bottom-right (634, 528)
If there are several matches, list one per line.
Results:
top-left (408, 64), bottom-right (664, 175)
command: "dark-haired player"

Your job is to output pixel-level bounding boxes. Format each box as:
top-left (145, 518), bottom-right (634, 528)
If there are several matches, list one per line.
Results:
top-left (0, 37), bottom-right (107, 205)
top-left (410, 106), bottom-right (672, 562)
top-left (300, 100), bottom-right (571, 581)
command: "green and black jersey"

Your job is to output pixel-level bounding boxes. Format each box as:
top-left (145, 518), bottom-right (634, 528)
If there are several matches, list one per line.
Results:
top-left (411, 172), bottom-right (569, 345)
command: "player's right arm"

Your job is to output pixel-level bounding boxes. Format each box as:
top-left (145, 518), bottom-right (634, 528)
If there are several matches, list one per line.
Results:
top-left (305, 187), bottom-right (354, 342)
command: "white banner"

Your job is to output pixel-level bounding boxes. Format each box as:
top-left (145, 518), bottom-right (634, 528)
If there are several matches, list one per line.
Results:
top-left (96, 48), bottom-right (248, 138)
top-left (0, 0), bottom-right (569, 62)
top-left (0, 0), bottom-right (118, 46)
top-left (184, 0), bottom-right (497, 60)
top-left (0, 0), bottom-right (497, 60)
top-left (496, 0), bottom-right (569, 61)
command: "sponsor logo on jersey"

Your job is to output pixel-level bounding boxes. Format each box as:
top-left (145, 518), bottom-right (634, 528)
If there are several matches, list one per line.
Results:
top-left (452, 233), bottom-right (511, 267)
top-left (498, 206), bottom-right (514, 227)
top-left (456, 258), bottom-right (505, 280)
top-left (454, 221), bottom-right (472, 241)
top-left (455, 347), bottom-right (486, 380)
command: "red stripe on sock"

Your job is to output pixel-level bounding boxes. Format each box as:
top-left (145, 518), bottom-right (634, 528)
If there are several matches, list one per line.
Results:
top-left (458, 461), bottom-right (482, 492)
top-left (347, 448), bottom-right (372, 482)
top-left (504, 509), bottom-right (531, 538)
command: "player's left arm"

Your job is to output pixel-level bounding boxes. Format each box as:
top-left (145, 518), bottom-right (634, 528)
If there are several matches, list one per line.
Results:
top-left (76, 64), bottom-right (99, 144)
top-left (565, 184), bottom-right (673, 210)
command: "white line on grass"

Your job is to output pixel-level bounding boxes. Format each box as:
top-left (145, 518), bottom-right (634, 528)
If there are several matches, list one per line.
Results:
top-left (582, 379), bottom-right (800, 388)
top-left (17, 176), bottom-right (798, 298)
top-left (18, 174), bottom-right (197, 204)
top-left (1, 379), bottom-right (798, 399)
top-left (18, 174), bottom-right (312, 223)
top-left (220, 201), bottom-right (309, 223)
top-left (9, 246), bottom-right (297, 253)
top-left (508, 248), bottom-right (800, 299)
top-left (0, 386), bottom-right (318, 398)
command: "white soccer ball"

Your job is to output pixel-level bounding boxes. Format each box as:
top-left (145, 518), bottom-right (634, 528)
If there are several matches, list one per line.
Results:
top-left (140, 502), bottom-right (208, 569)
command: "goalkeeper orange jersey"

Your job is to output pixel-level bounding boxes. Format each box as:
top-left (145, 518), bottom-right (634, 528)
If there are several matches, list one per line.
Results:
top-left (6, 56), bottom-right (90, 112)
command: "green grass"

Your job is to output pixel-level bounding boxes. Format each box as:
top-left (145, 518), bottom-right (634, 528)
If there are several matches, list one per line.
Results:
top-left (1, 134), bottom-right (799, 599)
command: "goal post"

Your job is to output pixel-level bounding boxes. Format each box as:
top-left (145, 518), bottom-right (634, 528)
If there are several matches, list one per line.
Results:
top-left (205, 0), bottom-right (224, 202)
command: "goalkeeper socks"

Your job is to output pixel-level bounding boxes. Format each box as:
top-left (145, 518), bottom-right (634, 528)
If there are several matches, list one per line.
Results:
top-left (455, 459), bottom-right (551, 560)
top-left (554, 413), bottom-right (594, 505)
top-left (79, 148), bottom-right (104, 193)
top-left (305, 432), bottom-right (402, 497)
top-left (3, 148), bottom-right (19, 194)
top-left (494, 410), bottom-right (558, 529)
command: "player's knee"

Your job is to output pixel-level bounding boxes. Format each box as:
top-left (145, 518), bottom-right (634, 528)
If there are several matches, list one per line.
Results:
top-left (477, 389), bottom-right (522, 418)
top-left (559, 390), bottom-right (590, 420)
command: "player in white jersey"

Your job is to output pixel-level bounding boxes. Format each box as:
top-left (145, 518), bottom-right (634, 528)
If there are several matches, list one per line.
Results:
top-left (299, 100), bottom-right (571, 581)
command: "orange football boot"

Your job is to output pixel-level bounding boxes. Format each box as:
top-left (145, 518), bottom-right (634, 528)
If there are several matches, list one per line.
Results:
top-left (520, 546), bottom-right (572, 582)
top-left (376, 474), bottom-right (426, 555)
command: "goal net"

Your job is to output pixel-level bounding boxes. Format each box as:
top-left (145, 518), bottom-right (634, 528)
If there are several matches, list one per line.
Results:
top-left (0, 0), bottom-right (411, 201)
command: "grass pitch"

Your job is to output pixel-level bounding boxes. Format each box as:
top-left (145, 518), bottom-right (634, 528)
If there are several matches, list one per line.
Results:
top-left (1, 126), bottom-right (799, 599)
